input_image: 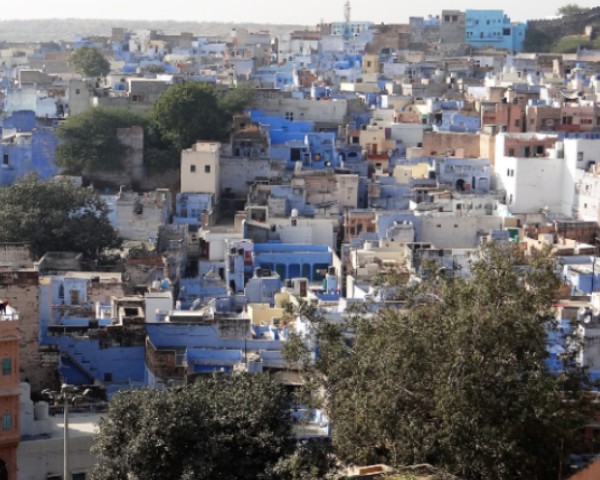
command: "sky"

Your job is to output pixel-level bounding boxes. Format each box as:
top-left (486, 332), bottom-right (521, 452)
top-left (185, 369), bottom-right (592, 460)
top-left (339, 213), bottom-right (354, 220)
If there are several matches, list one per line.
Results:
top-left (3, 0), bottom-right (600, 25)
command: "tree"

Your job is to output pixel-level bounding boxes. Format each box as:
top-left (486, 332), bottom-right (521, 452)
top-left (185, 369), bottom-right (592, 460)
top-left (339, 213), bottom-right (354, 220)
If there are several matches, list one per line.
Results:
top-left (56, 108), bottom-right (147, 173)
top-left (91, 373), bottom-right (295, 480)
top-left (557, 3), bottom-right (590, 16)
top-left (151, 82), bottom-right (255, 151)
top-left (0, 175), bottom-right (120, 260)
top-left (285, 244), bottom-right (597, 480)
top-left (151, 81), bottom-right (227, 151)
top-left (218, 83), bottom-right (256, 118)
top-left (70, 46), bottom-right (111, 77)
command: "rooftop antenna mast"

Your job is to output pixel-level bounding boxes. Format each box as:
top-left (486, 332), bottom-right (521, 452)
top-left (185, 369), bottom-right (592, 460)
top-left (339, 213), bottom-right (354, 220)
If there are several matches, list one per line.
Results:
top-left (343, 0), bottom-right (351, 40)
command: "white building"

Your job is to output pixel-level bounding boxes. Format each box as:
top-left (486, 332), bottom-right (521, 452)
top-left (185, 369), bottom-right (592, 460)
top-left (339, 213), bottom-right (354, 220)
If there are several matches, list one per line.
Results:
top-left (495, 133), bottom-right (600, 217)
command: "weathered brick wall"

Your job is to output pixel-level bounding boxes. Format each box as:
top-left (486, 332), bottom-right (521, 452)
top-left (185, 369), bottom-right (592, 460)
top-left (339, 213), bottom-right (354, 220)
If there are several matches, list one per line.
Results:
top-left (0, 271), bottom-right (59, 392)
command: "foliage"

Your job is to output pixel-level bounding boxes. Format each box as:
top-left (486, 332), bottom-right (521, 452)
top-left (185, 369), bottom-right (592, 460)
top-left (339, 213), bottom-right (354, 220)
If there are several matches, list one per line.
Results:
top-left (557, 3), bottom-right (591, 16)
top-left (264, 439), bottom-right (338, 480)
top-left (142, 64), bottom-right (166, 74)
top-left (70, 46), bottom-right (111, 77)
top-left (218, 83), bottom-right (256, 118)
top-left (284, 243), bottom-right (597, 480)
top-left (552, 34), bottom-right (591, 53)
top-left (56, 108), bottom-right (147, 173)
top-left (524, 27), bottom-right (554, 53)
top-left (91, 373), bottom-right (295, 480)
top-left (151, 82), bottom-right (254, 151)
top-left (0, 174), bottom-right (120, 259)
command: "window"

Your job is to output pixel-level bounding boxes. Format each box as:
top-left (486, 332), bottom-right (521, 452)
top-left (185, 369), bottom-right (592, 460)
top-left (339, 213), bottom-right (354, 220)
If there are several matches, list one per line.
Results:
top-left (2, 358), bottom-right (11, 375)
top-left (204, 165), bottom-right (211, 173)
top-left (2, 413), bottom-right (11, 431)
top-left (503, 28), bottom-right (511, 36)
top-left (514, 119), bottom-right (520, 127)
top-left (190, 164), bottom-right (196, 173)
top-left (75, 88), bottom-right (80, 94)
top-left (104, 372), bottom-right (113, 382)
top-left (72, 473), bottom-right (86, 480)
top-left (70, 290), bottom-right (80, 305)
top-left (2, 154), bottom-right (8, 166)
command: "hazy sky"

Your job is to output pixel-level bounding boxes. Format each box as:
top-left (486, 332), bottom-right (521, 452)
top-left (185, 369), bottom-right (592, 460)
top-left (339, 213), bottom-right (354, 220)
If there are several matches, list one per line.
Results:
top-left (4, 0), bottom-right (600, 25)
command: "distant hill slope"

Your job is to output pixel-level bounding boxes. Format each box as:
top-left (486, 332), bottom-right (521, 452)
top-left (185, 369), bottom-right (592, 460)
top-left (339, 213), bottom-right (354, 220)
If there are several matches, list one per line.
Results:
top-left (0, 19), bottom-right (306, 42)
top-left (525, 7), bottom-right (600, 52)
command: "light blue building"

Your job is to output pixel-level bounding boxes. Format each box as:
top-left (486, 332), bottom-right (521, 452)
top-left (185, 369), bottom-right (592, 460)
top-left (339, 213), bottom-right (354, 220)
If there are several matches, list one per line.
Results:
top-left (0, 111), bottom-right (59, 186)
top-left (173, 192), bottom-right (214, 228)
top-left (252, 243), bottom-right (335, 282)
top-left (465, 10), bottom-right (527, 52)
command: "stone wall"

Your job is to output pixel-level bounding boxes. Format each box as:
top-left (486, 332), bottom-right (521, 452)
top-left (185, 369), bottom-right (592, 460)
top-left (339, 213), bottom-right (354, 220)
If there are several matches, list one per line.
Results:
top-left (527, 7), bottom-right (600, 50)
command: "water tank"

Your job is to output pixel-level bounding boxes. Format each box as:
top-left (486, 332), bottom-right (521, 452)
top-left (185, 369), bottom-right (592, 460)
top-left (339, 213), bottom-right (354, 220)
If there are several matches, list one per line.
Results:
top-left (34, 401), bottom-right (49, 421)
top-left (364, 241), bottom-right (376, 251)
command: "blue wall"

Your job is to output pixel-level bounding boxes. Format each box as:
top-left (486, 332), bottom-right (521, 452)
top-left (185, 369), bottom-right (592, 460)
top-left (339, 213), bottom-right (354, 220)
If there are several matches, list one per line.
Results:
top-left (0, 128), bottom-right (59, 186)
top-left (465, 10), bottom-right (527, 52)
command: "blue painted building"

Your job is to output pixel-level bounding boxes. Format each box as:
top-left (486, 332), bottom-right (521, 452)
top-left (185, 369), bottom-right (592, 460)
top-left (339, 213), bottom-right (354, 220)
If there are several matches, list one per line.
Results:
top-left (0, 128), bottom-right (59, 186)
top-left (249, 110), bottom-right (340, 169)
top-left (39, 275), bottom-right (147, 398)
top-left (0, 110), bottom-right (59, 186)
top-left (465, 10), bottom-right (527, 52)
top-left (174, 192), bottom-right (214, 228)
top-left (252, 243), bottom-right (335, 282)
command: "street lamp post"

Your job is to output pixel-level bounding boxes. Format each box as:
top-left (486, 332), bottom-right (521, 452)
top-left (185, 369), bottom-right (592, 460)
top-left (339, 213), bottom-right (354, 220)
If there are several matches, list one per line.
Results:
top-left (61, 384), bottom-right (78, 480)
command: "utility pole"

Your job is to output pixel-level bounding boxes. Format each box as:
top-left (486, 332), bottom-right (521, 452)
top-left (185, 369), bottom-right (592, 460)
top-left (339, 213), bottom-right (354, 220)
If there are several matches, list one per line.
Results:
top-left (61, 384), bottom-right (80, 480)
top-left (63, 391), bottom-right (70, 480)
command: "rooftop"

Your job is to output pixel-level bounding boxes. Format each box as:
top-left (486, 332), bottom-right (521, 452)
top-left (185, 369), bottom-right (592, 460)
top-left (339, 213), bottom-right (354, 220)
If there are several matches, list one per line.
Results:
top-left (21, 412), bottom-right (103, 442)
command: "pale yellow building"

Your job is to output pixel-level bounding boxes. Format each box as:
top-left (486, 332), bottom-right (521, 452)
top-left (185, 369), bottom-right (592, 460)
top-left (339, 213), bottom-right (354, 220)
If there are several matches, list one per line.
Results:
top-left (393, 163), bottom-right (430, 185)
top-left (180, 142), bottom-right (221, 201)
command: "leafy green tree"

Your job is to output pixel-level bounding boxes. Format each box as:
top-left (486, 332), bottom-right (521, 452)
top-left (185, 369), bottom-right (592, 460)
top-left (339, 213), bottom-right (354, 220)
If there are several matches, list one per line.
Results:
top-left (218, 84), bottom-right (256, 118)
top-left (91, 373), bottom-right (295, 480)
top-left (151, 81), bottom-right (227, 150)
top-left (524, 27), bottom-right (554, 53)
top-left (70, 46), bottom-right (111, 77)
top-left (56, 108), bottom-right (146, 173)
top-left (0, 175), bottom-right (120, 259)
top-left (557, 3), bottom-right (590, 16)
top-left (285, 244), bottom-right (597, 480)
top-left (151, 82), bottom-right (254, 151)
top-left (265, 439), bottom-right (338, 480)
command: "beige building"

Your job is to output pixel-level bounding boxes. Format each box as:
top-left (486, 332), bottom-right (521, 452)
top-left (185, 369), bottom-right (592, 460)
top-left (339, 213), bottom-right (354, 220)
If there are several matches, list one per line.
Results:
top-left (180, 142), bottom-right (221, 201)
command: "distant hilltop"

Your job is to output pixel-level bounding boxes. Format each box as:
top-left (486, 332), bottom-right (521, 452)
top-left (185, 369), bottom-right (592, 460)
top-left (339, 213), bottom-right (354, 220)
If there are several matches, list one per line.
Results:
top-left (528, 5), bottom-right (600, 30)
top-left (526, 6), bottom-right (600, 52)
top-left (0, 19), bottom-right (306, 42)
